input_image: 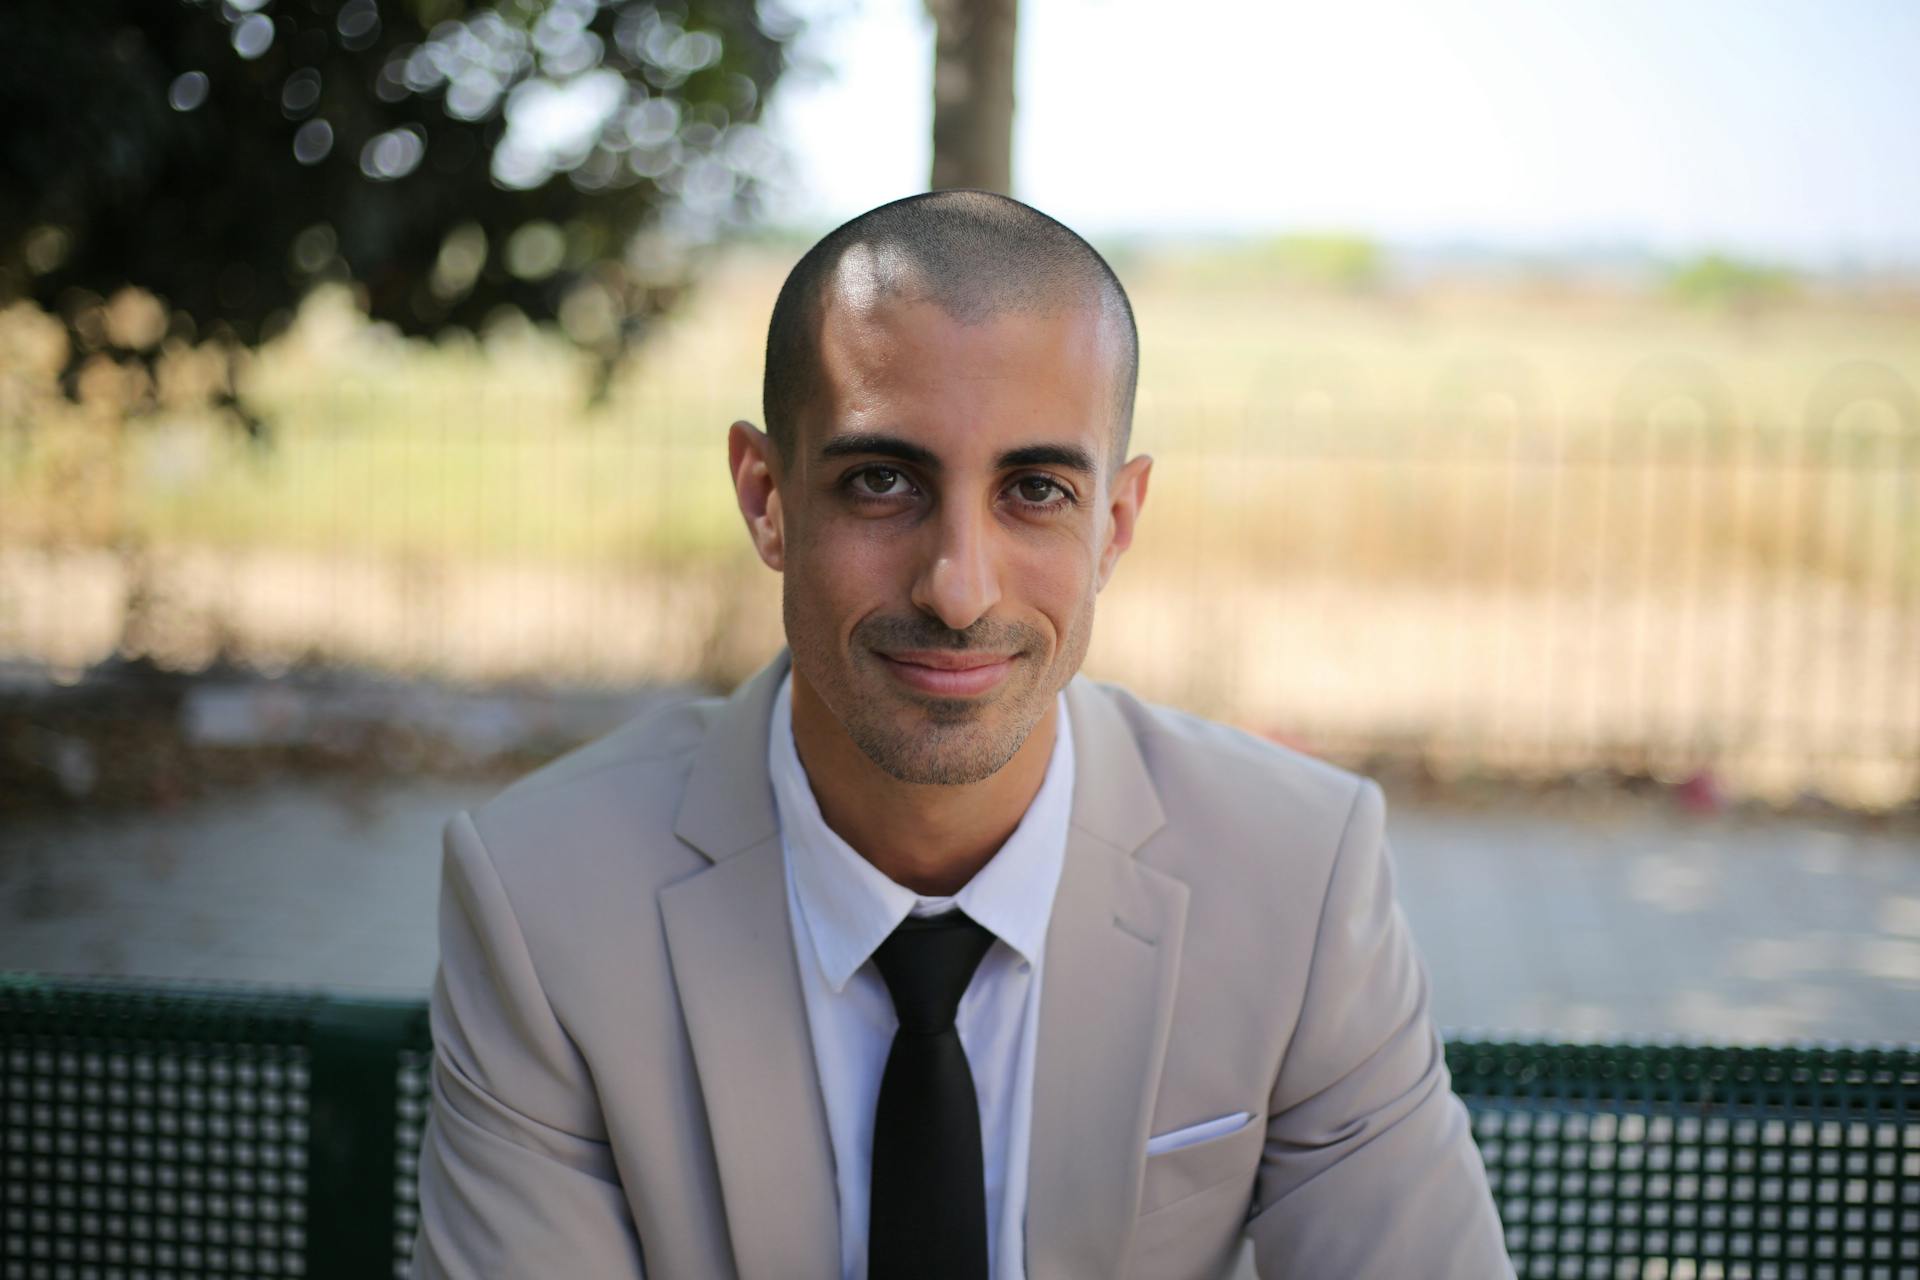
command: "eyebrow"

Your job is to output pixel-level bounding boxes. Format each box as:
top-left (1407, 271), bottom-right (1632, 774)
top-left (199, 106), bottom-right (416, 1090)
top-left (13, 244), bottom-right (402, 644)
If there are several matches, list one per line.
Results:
top-left (817, 432), bottom-right (1097, 476)
top-left (818, 432), bottom-right (939, 469)
top-left (997, 443), bottom-right (1097, 475)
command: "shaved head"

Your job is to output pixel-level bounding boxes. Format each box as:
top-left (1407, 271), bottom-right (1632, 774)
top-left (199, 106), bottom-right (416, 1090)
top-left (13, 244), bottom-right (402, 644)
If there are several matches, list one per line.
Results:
top-left (762, 190), bottom-right (1139, 469)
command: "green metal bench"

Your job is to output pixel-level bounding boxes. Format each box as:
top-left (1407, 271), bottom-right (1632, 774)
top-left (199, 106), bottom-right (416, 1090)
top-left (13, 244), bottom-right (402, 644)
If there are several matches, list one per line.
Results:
top-left (3, 973), bottom-right (1916, 1278)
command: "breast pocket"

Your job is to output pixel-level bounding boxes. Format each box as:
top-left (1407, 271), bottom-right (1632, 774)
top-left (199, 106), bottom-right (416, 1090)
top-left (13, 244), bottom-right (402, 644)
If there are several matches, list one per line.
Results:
top-left (1127, 1113), bottom-right (1265, 1279)
top-left (1137, 1111), bottom-right (1263, 1217)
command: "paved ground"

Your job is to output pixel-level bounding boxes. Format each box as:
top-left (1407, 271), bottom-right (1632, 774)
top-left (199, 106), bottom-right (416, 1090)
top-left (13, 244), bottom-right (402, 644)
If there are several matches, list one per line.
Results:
top-left (2, 776), bottom-right (1915, 1044)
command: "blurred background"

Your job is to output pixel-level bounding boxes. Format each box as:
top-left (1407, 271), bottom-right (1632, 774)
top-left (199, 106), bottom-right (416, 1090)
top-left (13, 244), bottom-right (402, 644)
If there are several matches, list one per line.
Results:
top-left (1, 0), bottom-right (1915, 1043)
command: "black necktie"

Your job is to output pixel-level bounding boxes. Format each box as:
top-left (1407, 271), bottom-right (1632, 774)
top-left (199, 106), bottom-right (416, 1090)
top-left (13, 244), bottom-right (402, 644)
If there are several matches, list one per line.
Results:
top-left (868, 909), bottom-right (997, 1280)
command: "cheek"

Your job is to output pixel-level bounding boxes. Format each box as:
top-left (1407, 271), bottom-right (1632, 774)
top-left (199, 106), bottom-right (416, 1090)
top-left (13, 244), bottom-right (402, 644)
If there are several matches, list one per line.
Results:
top-left (789, 516), bottom-right (913, 619)
top-left (1009, 539), bottom-right (1097, 629)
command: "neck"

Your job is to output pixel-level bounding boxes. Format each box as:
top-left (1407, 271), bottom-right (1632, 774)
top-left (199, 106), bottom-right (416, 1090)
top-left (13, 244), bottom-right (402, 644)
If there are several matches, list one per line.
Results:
top-left (789, 671), bottom-right (1058, 897)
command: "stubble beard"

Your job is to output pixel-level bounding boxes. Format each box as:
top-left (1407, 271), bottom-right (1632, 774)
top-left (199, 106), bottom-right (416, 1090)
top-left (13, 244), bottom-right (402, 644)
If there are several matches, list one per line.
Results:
top-left (783, 580), bottom-right (1098, 787)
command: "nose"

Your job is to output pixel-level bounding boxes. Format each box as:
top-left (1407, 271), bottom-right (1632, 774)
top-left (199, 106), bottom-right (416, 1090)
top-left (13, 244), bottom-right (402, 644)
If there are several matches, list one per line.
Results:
top-left (910, 497), bottom-right (1002, 633)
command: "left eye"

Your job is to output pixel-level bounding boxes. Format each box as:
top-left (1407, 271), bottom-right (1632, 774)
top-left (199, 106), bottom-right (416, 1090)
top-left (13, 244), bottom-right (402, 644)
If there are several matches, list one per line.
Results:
top-left (1014, 476), bottom-right (1065, 504)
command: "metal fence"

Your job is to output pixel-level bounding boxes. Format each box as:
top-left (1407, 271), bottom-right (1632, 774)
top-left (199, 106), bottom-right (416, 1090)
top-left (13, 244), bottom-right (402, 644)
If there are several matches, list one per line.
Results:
top-left (1113, 359), bottom-right (1920, 809)
top-left (2, 353), bottom-right (1915, 809)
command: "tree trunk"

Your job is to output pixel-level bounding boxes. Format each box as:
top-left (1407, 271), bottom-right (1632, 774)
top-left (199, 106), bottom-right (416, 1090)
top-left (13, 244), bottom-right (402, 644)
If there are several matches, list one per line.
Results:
top-left (926, 0), bottom-right (1018, 193)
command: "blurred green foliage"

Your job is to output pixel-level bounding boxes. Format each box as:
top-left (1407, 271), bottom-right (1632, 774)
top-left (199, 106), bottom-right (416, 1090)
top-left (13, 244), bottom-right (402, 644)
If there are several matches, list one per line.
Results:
top-left (1134, 232), bottom-right (1386, 293)
top-left (1263, 232), bottom-right (1384, 290)
top-left (0, 0), bottom-right (794, 427)
top-left (1664, 252), bottom-right (1799, 310)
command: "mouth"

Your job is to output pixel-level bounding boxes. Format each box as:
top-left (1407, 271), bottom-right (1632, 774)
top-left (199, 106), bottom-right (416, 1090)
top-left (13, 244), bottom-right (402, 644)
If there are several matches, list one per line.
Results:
top-left (874, 649), bottom-right (1019, 697)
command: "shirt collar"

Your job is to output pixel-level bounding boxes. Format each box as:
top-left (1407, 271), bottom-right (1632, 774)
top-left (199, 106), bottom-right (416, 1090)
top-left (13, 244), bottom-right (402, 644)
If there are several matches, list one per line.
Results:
top-left (769, 669), bottom-right (1075, 993)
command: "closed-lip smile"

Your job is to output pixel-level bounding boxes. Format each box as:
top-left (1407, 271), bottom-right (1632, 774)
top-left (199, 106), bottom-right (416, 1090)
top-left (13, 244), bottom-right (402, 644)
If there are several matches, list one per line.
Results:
top-left (875, 649), bottom-right (1018, 695)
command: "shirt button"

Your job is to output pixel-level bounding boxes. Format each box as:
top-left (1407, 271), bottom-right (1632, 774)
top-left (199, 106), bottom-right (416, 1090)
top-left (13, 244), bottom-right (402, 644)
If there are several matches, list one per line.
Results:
top-left (1018, 960), bottom-right (1032, 973)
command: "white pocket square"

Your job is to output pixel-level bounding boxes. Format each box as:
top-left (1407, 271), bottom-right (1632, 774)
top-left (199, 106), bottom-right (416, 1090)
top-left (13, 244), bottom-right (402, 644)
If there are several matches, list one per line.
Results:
top-left (1145, 1111), bottom-right (1253, 1156)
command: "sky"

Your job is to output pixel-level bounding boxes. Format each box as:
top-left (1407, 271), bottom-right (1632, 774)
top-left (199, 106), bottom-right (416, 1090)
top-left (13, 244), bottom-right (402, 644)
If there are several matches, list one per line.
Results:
top-left (757, 0), bottom-right (1920, 267)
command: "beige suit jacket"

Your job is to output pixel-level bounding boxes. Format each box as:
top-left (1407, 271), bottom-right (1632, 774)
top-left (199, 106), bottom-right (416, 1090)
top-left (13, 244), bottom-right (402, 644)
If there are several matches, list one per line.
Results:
top-left (411, 649), bottom-right (1513, 1279)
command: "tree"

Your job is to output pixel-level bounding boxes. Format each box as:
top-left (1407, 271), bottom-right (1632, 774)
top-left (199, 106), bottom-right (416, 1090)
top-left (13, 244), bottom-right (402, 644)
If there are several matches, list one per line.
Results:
top-left (0, 0), bottom-right (794, 428)
top-left (925, 0), bottom-right (1016, 193)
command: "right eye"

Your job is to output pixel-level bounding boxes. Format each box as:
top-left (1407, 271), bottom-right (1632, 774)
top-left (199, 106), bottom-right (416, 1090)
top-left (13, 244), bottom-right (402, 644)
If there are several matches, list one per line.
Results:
top-left (853, 466), bottom-right (910, 497)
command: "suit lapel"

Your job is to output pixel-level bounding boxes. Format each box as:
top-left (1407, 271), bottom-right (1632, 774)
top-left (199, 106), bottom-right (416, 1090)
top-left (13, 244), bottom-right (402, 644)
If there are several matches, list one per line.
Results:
top-left (660, 650), bottom-right (839, 1280)
top-left (1025, 679), bottom-right (1189, 1279)
top-left (661, 660), bottom-right (1188, 1278)
top-left (671, 650), bottom-right (789, 862)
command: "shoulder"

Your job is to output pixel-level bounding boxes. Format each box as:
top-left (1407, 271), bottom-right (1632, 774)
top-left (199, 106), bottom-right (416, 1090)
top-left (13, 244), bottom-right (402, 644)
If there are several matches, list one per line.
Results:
top-left (436, 689), bottom-right (741, 1015)
top-left (1072, 677), bottom-right (1383, 951)
top-left (459, 690), bottom-right (727, 891)
top-left (1083, 676), bottom-right (1373, 842)
top-left (1077, 682), bottom-right (1397, 1072)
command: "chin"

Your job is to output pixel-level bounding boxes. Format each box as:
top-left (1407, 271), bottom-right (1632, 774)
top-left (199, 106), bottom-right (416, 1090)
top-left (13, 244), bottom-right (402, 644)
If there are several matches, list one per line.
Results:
top-left (864, 735), bottom-right (1019, 788)
top-left (852, 695), bottom-right (1040, 787)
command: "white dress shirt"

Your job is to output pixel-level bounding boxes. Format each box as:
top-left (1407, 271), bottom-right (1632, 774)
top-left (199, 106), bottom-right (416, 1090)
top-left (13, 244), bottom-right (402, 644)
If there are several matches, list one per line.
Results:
top-left (769, 671), bottom-right (1075, 1280)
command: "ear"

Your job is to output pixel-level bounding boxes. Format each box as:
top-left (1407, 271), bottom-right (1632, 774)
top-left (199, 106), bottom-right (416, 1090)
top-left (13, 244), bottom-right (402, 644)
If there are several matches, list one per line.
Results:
top-left (1095, 452), bottom-right (1152, 591)
top-left (729, 420), bottom-right (785, 572)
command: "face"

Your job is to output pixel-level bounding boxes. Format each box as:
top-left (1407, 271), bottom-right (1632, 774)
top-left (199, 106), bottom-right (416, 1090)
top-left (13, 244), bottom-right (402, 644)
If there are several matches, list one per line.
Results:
top-left (730, 278), bottom-right (1151, 786)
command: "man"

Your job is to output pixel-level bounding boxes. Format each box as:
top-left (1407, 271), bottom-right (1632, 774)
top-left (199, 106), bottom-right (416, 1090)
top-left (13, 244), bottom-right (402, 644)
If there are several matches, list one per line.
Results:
top-left (411, 191), bottom-right (1513, 1279)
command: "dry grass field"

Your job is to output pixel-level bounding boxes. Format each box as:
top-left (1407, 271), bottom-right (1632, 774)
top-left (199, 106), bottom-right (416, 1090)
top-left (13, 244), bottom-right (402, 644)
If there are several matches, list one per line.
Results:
top-left (3, 245), bottom-right (1917, 807)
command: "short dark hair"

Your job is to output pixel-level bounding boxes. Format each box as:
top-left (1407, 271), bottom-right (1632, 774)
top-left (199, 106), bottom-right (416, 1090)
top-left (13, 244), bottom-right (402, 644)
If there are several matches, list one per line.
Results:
top-left (762, 190), bottom-right (1139, 468)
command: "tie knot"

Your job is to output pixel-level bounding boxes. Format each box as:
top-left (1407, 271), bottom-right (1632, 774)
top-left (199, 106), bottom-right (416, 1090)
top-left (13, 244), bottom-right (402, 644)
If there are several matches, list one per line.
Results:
top-left (871, 910), bottom-right (996, 1035)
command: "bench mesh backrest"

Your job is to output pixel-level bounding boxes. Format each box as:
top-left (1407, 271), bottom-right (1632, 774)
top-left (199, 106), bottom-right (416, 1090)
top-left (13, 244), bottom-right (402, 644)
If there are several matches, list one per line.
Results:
top-left (1, 977), bottom-right (428, 1280)
top-left (5, 976), bottom-right (1916, 1278)
top-left (1448, 1038), bottom-right (1920, 1277)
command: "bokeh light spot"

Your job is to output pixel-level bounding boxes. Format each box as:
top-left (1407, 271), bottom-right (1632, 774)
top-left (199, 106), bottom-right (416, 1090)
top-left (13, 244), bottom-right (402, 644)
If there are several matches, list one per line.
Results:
top-left (559, 280), bottom-right (618, 346)
top-left (680, 157), bottom-right (736, 209)
top-left (626, 143), bottom-right (678, 180)
top-left (337, 0), bottom-right (380, 45)
top-left (104, 288), bottom-right (168, 350)
top-left (232, 13), bottom-right (274, 60)
top-left (168, 71), bottom-right (210, 112)
top-left (360, 126), bottom-right (427, 181)
top-left (292, 119), bottom-right (334, 165)
top-left (669, 30), bottom-right (722, 73)
top-left (431, 224), bottom-right (488, 300)
top-left (505, 222), bottom-right (566, 280)
top-left (281, 68), bottom-right (322, 117)
top-left (290, 223), bottom-right (338, 275)
top-left (446, 69), bottom-right (504, 120)
top-left (24, 225), bottom-right (71, 275)
top-left (622, 97), bottom-right (679, 148)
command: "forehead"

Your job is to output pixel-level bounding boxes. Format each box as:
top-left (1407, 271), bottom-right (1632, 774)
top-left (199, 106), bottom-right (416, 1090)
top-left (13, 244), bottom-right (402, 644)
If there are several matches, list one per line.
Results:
top-left (805, 270), bottom-right (1122, 462)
